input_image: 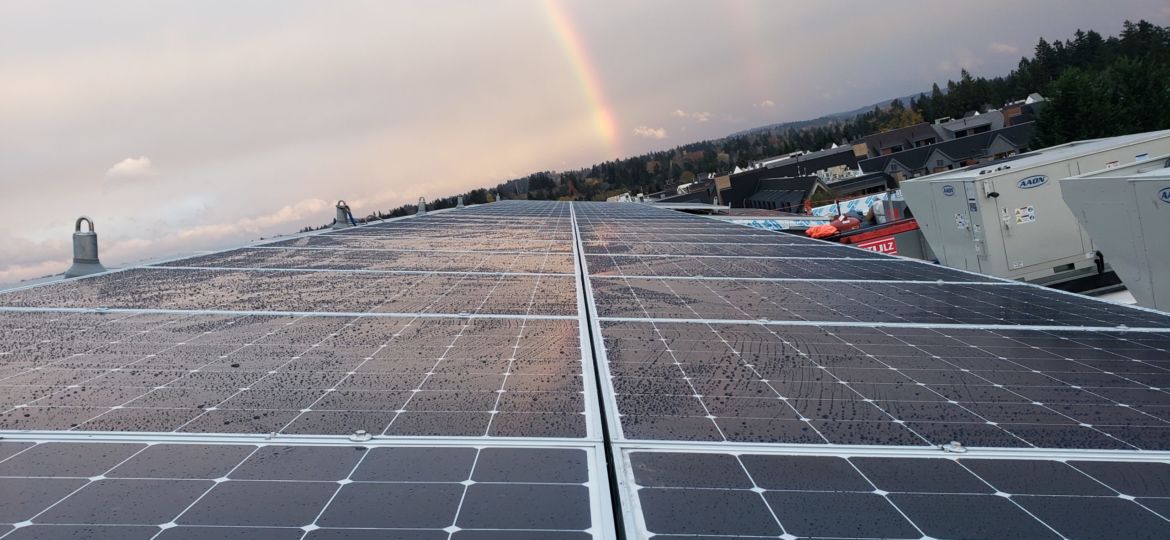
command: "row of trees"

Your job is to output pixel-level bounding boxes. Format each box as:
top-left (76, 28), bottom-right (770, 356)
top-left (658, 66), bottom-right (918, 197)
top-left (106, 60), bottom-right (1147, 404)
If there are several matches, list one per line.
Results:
top-left (355, 20), bottom-right (1168, 217)
top-left (911, 21), bottom-right (1170, 145)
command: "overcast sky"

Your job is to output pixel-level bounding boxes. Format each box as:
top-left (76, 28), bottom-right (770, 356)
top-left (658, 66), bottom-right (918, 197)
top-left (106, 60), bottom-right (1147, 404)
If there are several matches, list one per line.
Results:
top-left (2, 1), bottom-right (1167, 284)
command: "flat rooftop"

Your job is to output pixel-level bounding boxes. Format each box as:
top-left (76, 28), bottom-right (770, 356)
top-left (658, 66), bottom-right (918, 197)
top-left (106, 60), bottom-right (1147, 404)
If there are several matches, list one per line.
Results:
top-left (1, 200), bottom-right (1170, 538)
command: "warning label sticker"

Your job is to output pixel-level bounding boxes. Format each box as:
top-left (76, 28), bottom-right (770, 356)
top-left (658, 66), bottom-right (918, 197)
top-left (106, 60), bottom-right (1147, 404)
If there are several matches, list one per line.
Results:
top-left (1014, 205), bottom-right (1036, 224)
top-left (955, 213), bottom-right (968, 229)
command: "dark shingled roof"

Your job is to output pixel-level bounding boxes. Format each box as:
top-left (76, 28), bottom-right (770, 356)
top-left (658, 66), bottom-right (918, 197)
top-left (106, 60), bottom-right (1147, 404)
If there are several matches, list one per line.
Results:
top-left (859, 122), bottom-right (1035, 174)
top-left (826, 172), bottom-right (897, 195)
top-left (856, 122), bottom-right (941, 154)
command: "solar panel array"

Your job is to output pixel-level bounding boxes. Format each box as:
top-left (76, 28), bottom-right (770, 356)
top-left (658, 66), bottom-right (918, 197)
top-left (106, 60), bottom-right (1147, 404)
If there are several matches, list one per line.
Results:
top-left (573, 202), bottom-right (1170, 539)
top-left (0, 202), bottom-right (610, 540)
top-left (2, 200), bottom-right (1169, 539)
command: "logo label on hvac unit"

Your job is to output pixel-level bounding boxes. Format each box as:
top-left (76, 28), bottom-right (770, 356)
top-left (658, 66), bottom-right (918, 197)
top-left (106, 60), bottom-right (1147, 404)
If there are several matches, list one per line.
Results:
top-left (1016, 175), bottom-right (1048, 189)
top-left (942, 185), bottom-right (955, 196)
top-left (1160, 187), bottom-right (1170, 204)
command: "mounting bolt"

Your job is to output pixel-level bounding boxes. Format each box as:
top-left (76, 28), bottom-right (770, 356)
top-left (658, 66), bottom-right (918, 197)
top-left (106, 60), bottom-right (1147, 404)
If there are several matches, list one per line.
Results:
top-left (942, 441), bottom-right (967, 453)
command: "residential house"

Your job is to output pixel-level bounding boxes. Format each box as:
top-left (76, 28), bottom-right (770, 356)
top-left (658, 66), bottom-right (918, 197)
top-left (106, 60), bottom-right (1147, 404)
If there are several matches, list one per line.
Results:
top-left (858, 122), bottom-right (1036, 180)
top-left (723, 175), bottom-right (832, 212)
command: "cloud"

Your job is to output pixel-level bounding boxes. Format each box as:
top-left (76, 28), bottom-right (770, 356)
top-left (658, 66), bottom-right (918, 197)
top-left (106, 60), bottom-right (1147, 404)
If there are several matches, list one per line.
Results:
top-left (104, 156), bottom-right (156, 181)
top-left (632, 126), bottom-right (668, 139)
top-left (756, 99), bottom-right (776, 108)
top-left (170, 198), bottom-right (333, 241)
top-left (988, 42), bottom-right (1019, 55)
top-left (670, 109), bottom-right (712, 122)
top-left (0, 231), bottom-right (69, 284)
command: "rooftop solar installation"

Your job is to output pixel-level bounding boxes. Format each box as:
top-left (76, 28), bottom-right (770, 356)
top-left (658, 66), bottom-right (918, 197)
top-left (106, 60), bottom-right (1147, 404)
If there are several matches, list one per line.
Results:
top-left (2, 200), bottom-right (1170, 539)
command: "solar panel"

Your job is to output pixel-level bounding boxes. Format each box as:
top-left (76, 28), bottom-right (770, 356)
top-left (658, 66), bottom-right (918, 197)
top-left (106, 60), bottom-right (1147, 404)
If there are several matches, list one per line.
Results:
top-left (600, 322), bottom-right (1170, 447)
top-left (591, 277), bottom-right (1170, 327)
top-left (0, 441), bottom-right (601, 539)
top-left (0, 201), bottom-right (611, 538)
top-left (2, 200), bottom-right (1169, 539)
top-left (585, 254), bottom-right (997, 281)
top-left (581, 240), bottom-right (891, 257)
top-left (160, 248), bottom-right (577, 274)
top-left (1, 269), bottom-right (579, 316)
top-left (624, 450), bottom-right (1170, 539)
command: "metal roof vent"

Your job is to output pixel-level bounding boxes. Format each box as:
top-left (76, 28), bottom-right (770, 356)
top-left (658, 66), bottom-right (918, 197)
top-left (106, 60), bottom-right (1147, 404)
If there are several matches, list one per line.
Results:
top-left (457, 196), bottom-right (464, 208)
top-left (332, 200), bottom-right (355, 230)
top-left (64, 217), bottom-right (107, 278)
top-left (417, 197), bottom-right (427, 216)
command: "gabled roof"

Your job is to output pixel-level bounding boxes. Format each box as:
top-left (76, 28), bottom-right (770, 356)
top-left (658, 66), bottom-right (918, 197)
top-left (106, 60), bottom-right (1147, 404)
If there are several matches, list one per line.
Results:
top-left (857, 122), bottom-right (941, 152)
top-left (860, 122), bottom-right (1035, 173)
top-left (746, 189), bottom-right (806, 206)
top-left (884, 156), bottom-right (917, 173)
top-left (985, 132), bottom-right (1022, 155)
top-left (923, 145), bottom-right (959, 166)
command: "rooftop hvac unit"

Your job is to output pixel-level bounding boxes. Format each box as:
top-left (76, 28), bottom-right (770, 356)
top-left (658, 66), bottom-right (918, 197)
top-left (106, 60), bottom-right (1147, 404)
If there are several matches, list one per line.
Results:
top-left (900, 130), bottom-right (1170, 284)
top-left (1061, 157), bottom-right (1170, 311)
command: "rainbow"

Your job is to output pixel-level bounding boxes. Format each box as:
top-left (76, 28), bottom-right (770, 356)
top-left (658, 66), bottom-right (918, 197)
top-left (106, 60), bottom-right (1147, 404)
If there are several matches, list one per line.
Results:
top-left (543, 0), bottom-right (620, 157)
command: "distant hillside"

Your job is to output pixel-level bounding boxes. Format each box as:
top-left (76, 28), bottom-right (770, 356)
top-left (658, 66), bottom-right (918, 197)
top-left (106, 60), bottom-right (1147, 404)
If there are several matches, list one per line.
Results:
top-left (729, 92), bottom-right (927, 138)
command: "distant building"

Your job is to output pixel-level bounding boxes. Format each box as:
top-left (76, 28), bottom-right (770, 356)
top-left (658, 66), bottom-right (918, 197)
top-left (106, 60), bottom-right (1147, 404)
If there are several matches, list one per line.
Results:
top-left (853, 94), bottom-right (1046, 159)
top-left (1001, 93), bottom-right (1047, 126)
top-left (855, 123), bottom-right (942, 158)
top-left (744, 144), bottom-right (864, 173)
top-left (859, 123), bottom-right (1036, 180)
top-left (726, 145), bottom-right (860, 205)
top-left (824, 171), bottom-right (898, 198)
top-left (722, 175), bottom-right (831, 212)
top-left (934, 110), bottom-right (1005, 139)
